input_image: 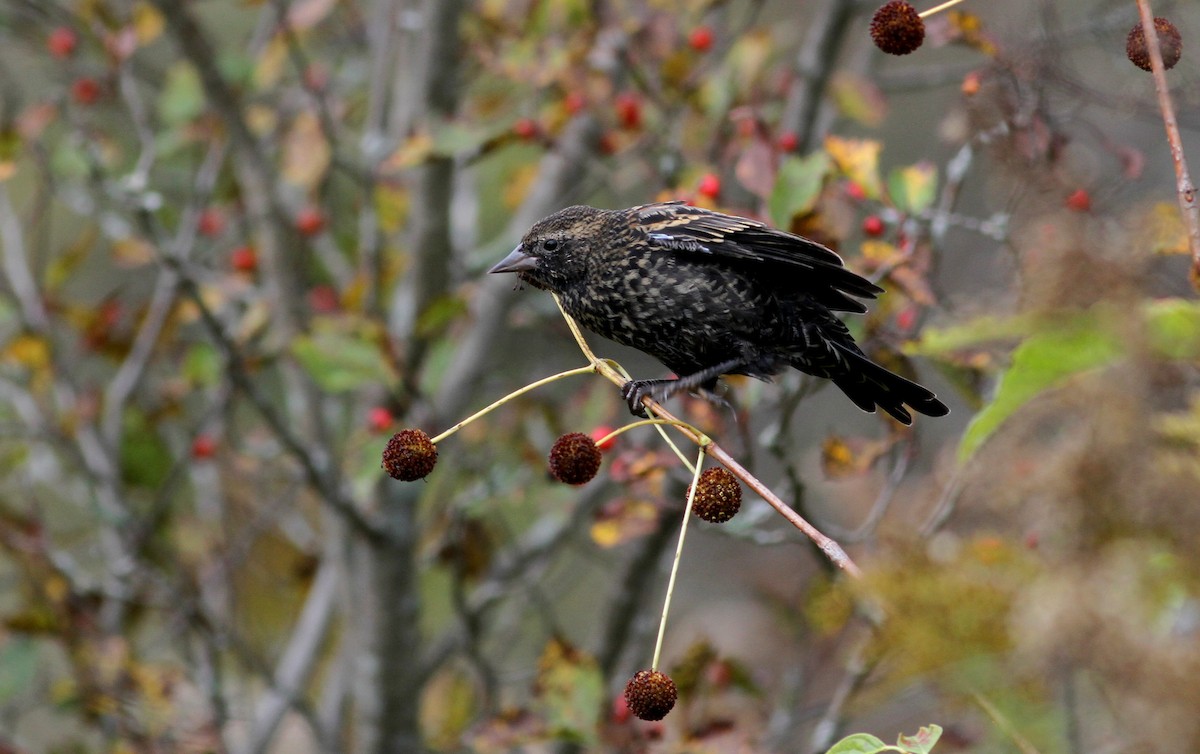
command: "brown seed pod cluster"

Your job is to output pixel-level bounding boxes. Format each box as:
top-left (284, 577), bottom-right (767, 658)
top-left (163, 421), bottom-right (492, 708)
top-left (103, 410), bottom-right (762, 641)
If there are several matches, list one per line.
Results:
top-left (624, 669), bottom-right (678, 721)
top-left (687, 467), bottom-right (742, 523)
top-left (382, 429), bottom-right (438, 481)
top-left (1126, 17), bottom-right (1183, 72)
top-left (548, 432), bottom-right (603, 485)
top-left (870, 1), bottom-right (926, 56)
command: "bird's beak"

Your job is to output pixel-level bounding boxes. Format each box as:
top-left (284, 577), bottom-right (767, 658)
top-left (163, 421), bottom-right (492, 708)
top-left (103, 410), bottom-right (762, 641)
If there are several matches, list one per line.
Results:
top-left (489, 244), bottom-right (539, 274)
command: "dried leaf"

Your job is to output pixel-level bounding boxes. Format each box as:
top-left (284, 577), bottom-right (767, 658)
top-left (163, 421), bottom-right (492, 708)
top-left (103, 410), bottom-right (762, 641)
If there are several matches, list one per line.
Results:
top-left (824, 136), bottom-right (883, 201)
top-left (281, 112), bottom-right (331, 189)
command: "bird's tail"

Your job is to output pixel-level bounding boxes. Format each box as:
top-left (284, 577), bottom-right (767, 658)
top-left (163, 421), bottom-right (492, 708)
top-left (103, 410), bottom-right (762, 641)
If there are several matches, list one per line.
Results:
top-left (827, 342), bottom-right (949, 425)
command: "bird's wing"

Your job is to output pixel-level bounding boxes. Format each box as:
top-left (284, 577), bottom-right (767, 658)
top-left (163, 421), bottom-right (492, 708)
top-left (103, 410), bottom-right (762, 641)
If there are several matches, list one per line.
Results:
top-left (632, 201), bottom-right (882, 313)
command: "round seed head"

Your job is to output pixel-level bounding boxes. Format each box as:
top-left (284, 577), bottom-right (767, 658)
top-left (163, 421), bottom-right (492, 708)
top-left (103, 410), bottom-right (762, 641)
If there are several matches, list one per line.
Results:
top-left (687, 467), bottom-right (742, 523)
top-left (1127, 18), bottom-right (1182, 72)
top-left (382, 429), bottom-right (438, 481)
top-left (548, 432), bottom-right (602, 485)
top-left (870, 1), bottom-right (926, 56)
top-left (624, 669), bottom-right (678, 721)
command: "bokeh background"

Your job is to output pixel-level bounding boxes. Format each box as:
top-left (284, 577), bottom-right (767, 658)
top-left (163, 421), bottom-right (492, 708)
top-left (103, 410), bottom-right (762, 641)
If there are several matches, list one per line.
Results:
top-left (0, 0), bottom-right (1198, 752)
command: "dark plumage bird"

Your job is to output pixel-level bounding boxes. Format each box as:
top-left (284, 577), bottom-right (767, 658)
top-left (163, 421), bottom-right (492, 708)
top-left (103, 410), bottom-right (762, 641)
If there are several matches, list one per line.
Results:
top-left (490, 201), bottom-right (948, 425)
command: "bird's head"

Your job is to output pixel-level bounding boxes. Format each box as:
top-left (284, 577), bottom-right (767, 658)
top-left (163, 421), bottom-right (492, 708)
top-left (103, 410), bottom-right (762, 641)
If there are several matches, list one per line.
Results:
top-left (489, 205), bottom-right (605, 292)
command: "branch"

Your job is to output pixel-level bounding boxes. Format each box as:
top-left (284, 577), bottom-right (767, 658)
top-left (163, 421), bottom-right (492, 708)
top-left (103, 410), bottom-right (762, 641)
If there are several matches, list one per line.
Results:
top-left (244, 558), bottom-right (340, 754)
top-left (1133, 0), bottom-right (1200, 282)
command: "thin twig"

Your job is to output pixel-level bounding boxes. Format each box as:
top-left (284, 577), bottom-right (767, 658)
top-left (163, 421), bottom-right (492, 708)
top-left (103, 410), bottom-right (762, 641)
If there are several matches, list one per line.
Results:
top-left (1134, 0), bottom-right (1200, 281)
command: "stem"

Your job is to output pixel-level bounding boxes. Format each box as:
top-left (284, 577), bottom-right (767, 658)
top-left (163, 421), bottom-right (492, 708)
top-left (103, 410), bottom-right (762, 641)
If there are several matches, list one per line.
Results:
top-left (596, 419), bottom-right (709, 449)
top-left (429, 365), bottom-right (595, 444)
top-left (651, 445), bottom-right (706, 671)
top-left (1134, 0), bottom-right (1200, 283)
top-left (918, 0), bottom-right (967, 18)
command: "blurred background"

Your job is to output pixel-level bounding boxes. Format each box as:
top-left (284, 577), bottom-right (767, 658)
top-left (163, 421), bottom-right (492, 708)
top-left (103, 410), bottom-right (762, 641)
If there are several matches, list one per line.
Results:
top-left (0, 0), bottom-right (1198, 752)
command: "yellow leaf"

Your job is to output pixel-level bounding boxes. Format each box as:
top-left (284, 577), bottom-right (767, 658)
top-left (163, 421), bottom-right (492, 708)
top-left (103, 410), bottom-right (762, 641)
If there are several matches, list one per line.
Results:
top-left (374, 183), bottom-right (409, 233)
top-left (589, 499), bottom-right (658, 548)
top-left (133, 2), bottom-right (165, 45)
top-left (383, 132), bottom-right (434, 171)
top-left (1142, 201), bottom-right (1189, 255)
top-left (111, 236), bottom-right (156, 267)
top-left (254, 36), bottom-right (288, 89)
top-left (4, 334), bottom-right (51, 371)
top-left (281, 112), bottom-right (331, 189)
top-left (503, 163), bottom-right (539, 210)
top-left (860, 240), bottom-right (901, 265)
top-left (245, 104), bottom-right (278, 136)
top-left (824, 135), bottom-right (883, 200)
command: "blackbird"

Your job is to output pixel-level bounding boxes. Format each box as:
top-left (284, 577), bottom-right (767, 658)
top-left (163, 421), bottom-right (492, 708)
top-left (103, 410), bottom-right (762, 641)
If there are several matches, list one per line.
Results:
top-left (490, 201), bottom-right (948, 424)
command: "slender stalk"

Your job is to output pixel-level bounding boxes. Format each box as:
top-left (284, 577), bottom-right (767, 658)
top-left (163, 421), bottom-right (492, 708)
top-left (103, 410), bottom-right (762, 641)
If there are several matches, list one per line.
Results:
top-left (918, 0), bottom-right (968, 18)
top-left (651, 445), bottom-right (706, 671)
top-left (429, 365), bottom-right (595, 444)
top-left (1134, 0), bottom-right (1200, 283)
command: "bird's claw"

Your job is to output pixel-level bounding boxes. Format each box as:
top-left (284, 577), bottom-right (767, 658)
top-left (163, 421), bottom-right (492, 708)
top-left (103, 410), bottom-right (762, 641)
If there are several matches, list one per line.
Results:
top-left (621, 380), bottom-right (652, 418)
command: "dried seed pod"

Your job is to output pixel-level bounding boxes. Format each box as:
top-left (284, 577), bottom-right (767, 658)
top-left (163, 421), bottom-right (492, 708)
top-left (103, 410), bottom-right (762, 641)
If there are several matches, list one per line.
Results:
top-left (548, 432), bottom-right (603, 485)
top-left (870, 1), bottom-right (925, 56)
top-left (1127, 17), bottom-right (1183, 72)
top-left (686, 467), bottom-right (742, 523)
top-left (624, 669), bottom-right (678, 721)
top-left (382, 429), bottom-right (438, 481)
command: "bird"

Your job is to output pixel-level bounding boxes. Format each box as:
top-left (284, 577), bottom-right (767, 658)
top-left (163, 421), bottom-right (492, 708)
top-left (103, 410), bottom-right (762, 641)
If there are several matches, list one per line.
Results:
top-left (489, 201), bottom-right (949, 425)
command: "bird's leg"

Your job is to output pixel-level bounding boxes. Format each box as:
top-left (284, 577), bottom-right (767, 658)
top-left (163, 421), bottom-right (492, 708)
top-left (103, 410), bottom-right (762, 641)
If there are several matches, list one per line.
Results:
top-left (621, 358), bottom-right (746, 417)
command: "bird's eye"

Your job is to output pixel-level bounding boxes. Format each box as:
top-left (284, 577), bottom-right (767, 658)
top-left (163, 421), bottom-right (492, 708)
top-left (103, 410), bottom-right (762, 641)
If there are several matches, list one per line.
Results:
top-left (542, 239), bottom-right (559, 252)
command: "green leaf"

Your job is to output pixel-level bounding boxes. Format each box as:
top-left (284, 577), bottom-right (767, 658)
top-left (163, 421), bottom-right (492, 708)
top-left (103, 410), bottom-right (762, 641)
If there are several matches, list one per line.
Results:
top-left (1146, 297), bottom-right (1200, 360)
top-left (958, 311), bottom-right (1123, 462)
top-left (120, 409), bottom-right (172, 489)
top-left (0, 637), bottom-right (39, 705)
top-left (825, 733), bottom-right (890, 754)
top-left (907, 314), bottom-right (1032, 357)
top-left (769, 151), bottom-right (832, 228)
top-left (887, 162), bottom-right (938, 215)
top-left (830, 71), bottom-right (887, 128)
top-left (157, 63), bottom-right (205, 125)
top-left (532, 639), bottom-right (603, 743)
top-left (897, 724), bottom-right (943, 753)
top-left (182, 342), bottom-right (221, 387)
top-left (291, 320), bottom-right (396, 394)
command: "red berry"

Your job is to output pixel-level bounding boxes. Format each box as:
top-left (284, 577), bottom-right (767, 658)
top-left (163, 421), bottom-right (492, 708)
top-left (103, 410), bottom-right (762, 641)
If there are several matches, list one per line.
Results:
top-left (71, 77), bottom-right (101, 106)
top-left (697, 173), bottom-right (721, 199)
top-left (197, 208), bottom-right (225, 237)
top-left (895, 305), bottom-right (918, 331)
top-left (191, 434), bottom-right (217, 460)
top-left (615, 92), bottom-right (642, 130)
top-left (296, 206), bottom-right (326, 237)
top-left (589, 425), bottom-right (616, 452)
top-left (230, 245), bottom-right (258, 273)
top-left (368, 407), bottom-right (393, 433)
top-left (564, 91), bottom-right (586, 115)
top-left (688, 26), bottom-right (714, 52)
top-left (845, 181), bottom-right (867, 201)
top-left (777, 131), bottom-right (799, 152)
top-left (308, 284), bottom-right (339, 313)
top-left (47, 27), bottom-right (78, 59)
top-left (611, 693), bottom-right (631, 724)
top-left (862, 215), bottom-right (885, 236)
top-left (1065, 188), bottom-right (1091, 212)
top-left (513, 117), bottom-right (539, 140)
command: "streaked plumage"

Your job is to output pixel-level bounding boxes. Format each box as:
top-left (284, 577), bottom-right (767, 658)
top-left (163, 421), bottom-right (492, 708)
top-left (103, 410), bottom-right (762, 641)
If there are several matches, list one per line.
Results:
top-left (490, 201), bottom-right (948, 424)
